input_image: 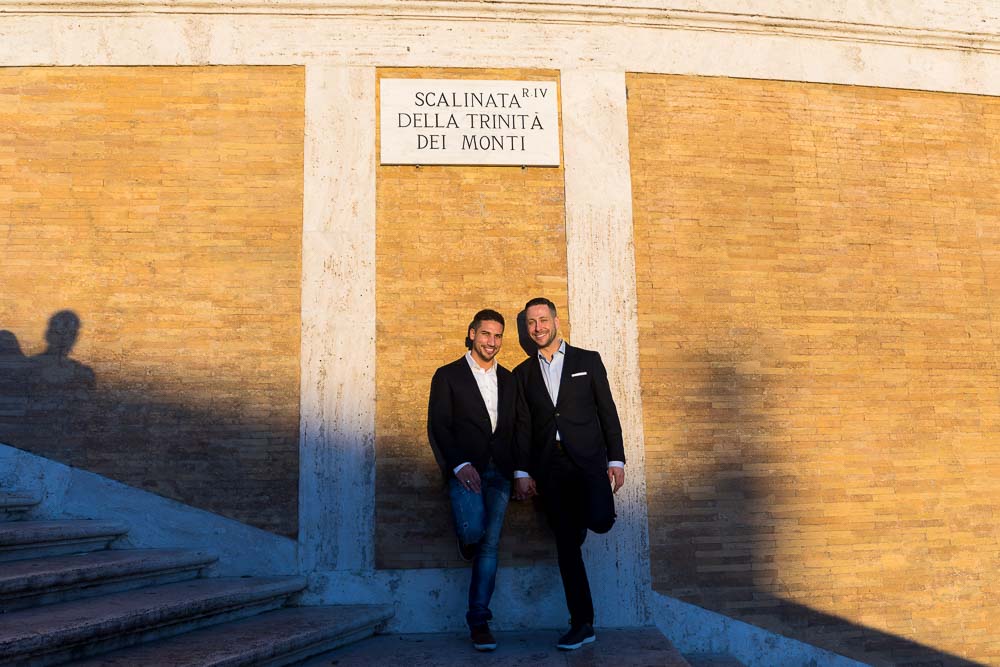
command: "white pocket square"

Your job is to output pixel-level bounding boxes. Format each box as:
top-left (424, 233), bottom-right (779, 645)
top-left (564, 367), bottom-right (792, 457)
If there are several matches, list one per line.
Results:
top-left (571, 371), bottom-right (587, 377)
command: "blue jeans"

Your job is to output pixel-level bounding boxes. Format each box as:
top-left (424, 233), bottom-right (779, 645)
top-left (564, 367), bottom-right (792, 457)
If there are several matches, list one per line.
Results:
top-left (448, 463), bottom-right (511, 628)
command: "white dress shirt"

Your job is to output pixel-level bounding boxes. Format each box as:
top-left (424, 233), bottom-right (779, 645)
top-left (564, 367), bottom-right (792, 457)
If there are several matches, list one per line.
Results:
top-left (454, 352), bottom-right (498, 474)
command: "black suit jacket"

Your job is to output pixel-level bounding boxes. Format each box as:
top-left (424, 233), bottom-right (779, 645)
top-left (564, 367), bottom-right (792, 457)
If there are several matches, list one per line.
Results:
top-left (514, 343), bottom-right (625, 477)
top-left (427, 356), bottom-right (517, 479)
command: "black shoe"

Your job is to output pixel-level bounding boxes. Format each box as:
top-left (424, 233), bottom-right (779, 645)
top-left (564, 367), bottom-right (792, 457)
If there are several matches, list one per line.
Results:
top-left (458, 539), bottom-right (478, 562)
top-left (470, 623), bottom-right (497, 651)
top-left (557, 623), bottom-right (595, 650)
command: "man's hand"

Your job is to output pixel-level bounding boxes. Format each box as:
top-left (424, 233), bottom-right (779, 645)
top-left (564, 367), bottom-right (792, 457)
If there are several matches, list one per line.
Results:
top-left (514, 477), bottom-right (537, 500)
top-left (456, 466), bottom-right (482, 494)
top-left (607, 466), bottom-right (625, 494)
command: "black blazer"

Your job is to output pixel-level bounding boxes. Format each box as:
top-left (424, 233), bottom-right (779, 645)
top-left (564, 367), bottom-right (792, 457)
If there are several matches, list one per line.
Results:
top-left (427, 356), bottom-right (517, 479)
top-left (514, 343), bottom-right (625, 477)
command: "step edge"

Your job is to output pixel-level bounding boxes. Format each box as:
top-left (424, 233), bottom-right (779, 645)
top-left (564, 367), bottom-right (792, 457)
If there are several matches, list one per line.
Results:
top-left (10, 597), bottom-right (293, 666)
top-left (0, 550), bottom-right (218, 593)
top-left (0, 578), bottom-right (308, 653)
top-left (0, 562), bottom-right (212, 601)
top-left (0, 522), bottom-right (130, 546)
top-left (66, 606), bottom-right (395, 667)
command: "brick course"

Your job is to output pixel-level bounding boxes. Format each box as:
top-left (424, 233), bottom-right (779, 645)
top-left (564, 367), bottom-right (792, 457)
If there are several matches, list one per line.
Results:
top-left (628, 73), bottom-right (1000, 665)
top-left (374, 67), bottom-right (568, 569)
top-left (0, 66), bottom-right (304, 536)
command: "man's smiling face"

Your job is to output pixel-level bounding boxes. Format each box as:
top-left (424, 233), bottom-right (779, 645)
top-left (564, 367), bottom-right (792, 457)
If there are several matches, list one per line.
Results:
top-left (469, 319), bottom-right (503, 365)
top-left (525, 304), bottom-right (558, 351)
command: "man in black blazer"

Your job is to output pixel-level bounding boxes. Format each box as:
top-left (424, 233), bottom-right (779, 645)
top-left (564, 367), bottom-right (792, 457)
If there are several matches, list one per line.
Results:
top-left (513, 297), bottom-right (625, 650)
top-left (427, 309), bottom-right (516, 652)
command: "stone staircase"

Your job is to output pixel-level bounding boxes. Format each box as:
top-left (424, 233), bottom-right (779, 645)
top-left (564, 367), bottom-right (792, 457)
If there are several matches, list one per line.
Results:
top-left (0, 491), bottom-right (392, 666)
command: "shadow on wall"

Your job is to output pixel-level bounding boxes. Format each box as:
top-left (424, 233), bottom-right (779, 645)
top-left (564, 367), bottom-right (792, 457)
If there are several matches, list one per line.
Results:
top-left (0, 311), bottom-right (299, 538)
top-left (648, 357), bottom-right (982, 667)
top-left (0, 311), bottom-right (95, 445)
top-left (516, 309), bottom-right (536, 358)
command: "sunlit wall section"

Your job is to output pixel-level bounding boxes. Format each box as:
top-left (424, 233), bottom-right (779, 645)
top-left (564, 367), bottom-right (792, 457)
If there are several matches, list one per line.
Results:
top-left (0, 67), bottom-right (304, 536)
top-left (628, 73), bottom-right (1000, 665)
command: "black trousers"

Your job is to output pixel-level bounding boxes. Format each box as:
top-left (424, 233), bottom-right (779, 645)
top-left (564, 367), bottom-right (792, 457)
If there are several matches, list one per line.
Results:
top-left (540, 445), bottom-right (616, 626)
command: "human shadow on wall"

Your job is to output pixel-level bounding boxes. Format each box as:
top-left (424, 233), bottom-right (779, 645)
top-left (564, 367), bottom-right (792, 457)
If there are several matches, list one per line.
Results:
top-left (0, 311), bottom-right (95, 450)
top-left (648, 357), bottom-right (982, 667)
top-left (0, 311), bottom-right (299, 538)
top-left (0, 330), bottom-right (29, 430)
top-left (516, 309), bottom-right (536, 358)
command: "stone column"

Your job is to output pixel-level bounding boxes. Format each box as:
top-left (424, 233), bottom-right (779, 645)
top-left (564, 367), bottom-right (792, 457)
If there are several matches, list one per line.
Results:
top-left (299, 65), bottom-right (378, 573)
top-left (561, 68), bottom-right (652, 626)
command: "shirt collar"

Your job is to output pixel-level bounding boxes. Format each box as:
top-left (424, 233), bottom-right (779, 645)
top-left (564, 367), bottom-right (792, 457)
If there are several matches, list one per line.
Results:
top-left (537, 339), bottom-right (566, 363)
top-left (465, 351), bottom-right (497, 375)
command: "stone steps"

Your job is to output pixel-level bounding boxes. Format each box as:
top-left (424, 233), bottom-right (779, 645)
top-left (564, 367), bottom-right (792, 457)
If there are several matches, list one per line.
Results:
top-left (0, 520), bottom-right (128, 563)
top-left (0, 548), bottom-right (218, 612)
top-left (69, 604), bottom-right (395, 667)
top-left (0, 487), bottom-right (391, 665)
top-left (0, 491), bottom-right (40, 519)
top-left (0, 576), bottom-right (308, 666)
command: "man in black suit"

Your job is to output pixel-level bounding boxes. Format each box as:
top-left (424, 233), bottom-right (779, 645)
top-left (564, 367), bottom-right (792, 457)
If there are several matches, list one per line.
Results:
top-left (428, 309), bottom-right (517, 652)
top-left (513, 297), bottom-right (625, 650)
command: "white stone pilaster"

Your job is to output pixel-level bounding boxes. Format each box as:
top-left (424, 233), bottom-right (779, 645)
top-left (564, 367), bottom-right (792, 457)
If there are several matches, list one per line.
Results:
top-left (561, 69), bottom-right (652, 626)
top-left (299, 65), bottom-right (377, 573)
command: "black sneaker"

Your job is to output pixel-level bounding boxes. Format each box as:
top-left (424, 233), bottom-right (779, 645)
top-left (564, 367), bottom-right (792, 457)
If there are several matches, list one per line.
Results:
top-left (557, 623), bottom-right (595, 650)
top-left (458, 539), bottom-right (478, 562)
top-left (470, 623), bottom-right (497, 651)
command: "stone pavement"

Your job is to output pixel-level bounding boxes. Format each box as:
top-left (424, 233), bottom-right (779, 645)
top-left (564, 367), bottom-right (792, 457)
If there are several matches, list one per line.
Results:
top-left (302, 627), bottom-right (692, 666)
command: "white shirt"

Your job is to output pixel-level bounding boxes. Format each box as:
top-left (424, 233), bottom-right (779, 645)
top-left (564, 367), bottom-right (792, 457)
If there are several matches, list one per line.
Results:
top-left (453, 352), bottom-right (498, 475)
top-left (538, 340), bottom-right (567, 441)
top-left (465, 351), bottom-right (498, 432)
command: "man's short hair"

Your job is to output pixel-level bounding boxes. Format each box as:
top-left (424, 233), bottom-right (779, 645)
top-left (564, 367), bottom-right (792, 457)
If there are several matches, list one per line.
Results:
top-left (470, 308), bottom-right (505, 332)
top-left (524, 297), bottom-right (557, 317)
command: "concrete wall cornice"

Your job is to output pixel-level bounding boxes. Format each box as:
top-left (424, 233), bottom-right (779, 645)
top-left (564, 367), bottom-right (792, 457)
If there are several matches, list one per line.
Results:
top-left (4, 1), bottom-right (999, 55)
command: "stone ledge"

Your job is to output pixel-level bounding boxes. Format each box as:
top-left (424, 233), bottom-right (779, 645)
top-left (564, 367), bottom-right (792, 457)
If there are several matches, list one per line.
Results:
top-left (0, 520), bottom-right (129, 563)
top-left (0, 548), bottom-right (217, 612)
top-left (0, 576), bottom-right (307, 665)
top-left (2, 1), bottom-right (998, 54)
top-left (70, 604), bottom-right (394, 666)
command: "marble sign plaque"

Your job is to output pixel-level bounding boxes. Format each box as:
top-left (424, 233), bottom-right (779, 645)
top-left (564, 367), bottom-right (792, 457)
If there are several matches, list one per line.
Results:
top-left (380, 78), bottom-right (560, 166)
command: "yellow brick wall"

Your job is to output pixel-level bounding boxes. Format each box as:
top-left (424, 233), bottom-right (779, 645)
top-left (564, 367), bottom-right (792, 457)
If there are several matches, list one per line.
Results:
top-left (628, 74), bottom-right (1000, 665)
top-left (375, 67), bottom-right (569, 568)
top-left (0, 67), bottom-right (304, 536)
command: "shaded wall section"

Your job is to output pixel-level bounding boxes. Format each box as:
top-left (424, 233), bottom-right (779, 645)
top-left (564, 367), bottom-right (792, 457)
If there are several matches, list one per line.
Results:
top-left (0, 67), bottom-right (304, 536)
top-left (628, 73), bottom-right (1000, 665)
top-left (375, 67), bottom-right (567, 569)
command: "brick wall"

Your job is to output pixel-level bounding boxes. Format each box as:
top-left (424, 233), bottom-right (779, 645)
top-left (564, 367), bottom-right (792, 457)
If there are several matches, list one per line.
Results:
top-left (0, 67), bottom-right (304, 536)
top-left (374, 68), bottom-right (568, 569)
top-left (628, 74), bottom-right (1000, 665)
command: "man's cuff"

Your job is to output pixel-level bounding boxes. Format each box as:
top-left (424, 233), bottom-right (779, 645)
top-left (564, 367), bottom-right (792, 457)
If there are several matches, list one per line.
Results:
top-left (513, 470), bottom-right (531, 479)
top-left (608, 461), bottom-right (625, 468)
top-left (453, 462), bottom-right (471, 475)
